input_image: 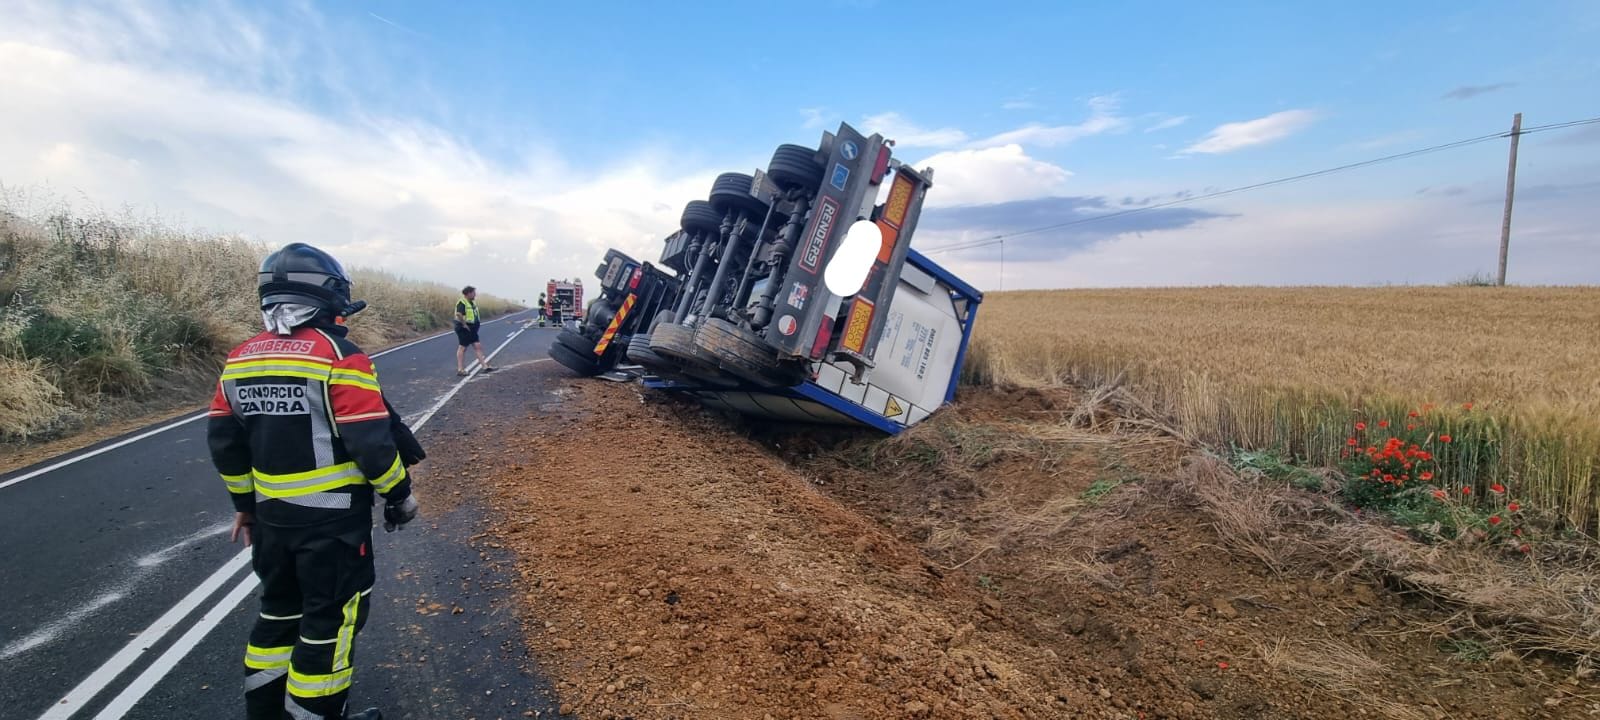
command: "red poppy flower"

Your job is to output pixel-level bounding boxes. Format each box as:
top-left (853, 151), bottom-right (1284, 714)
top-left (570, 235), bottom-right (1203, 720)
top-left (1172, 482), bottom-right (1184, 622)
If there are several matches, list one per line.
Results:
top-left (1217, 662), bottom-right (1229, 670)
top-left (1462, 403), bottom-right (1474, 411)
top-left (1406, 424), bottom-right (1416, 431)
top-left (1490, 484), bottom-right (1506, 494)
top-left (1519, 544), bottom-right (1532, 554)
top-left (1432, 490), bottom-right (1447, 500)
top-left (1419, 471), bottom-right (1434, 481)
top-left (1439, 435), bottom-right (1452, 443)
top-left (1347, 437), bottom-right (1358, 446)
top-left (1408, 411), bottom-right (1420, 418)
top-left (1507, 502), bottom-right (1521, 512)
top-left (1355, 422), bottom-right (1367, 431)
top-left (1378, 420), bottom-right (1390, 429)
top-left (1460, 486), bottom-right (1472, 495)
top-left (1382, 474), bottom-right (1395, 483)
top-left (1488, 515), bottom-right (1502, 526)
top-left (1513, 528), bottom-right (1523, 537)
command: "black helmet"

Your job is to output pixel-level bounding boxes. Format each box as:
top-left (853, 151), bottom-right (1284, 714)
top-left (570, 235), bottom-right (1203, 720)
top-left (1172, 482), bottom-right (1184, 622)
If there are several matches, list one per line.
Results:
top-left (258, 243), bottom-right (355, 313)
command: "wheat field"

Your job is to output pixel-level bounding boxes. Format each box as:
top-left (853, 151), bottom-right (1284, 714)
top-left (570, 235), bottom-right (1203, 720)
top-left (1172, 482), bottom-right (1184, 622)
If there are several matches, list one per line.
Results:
top-left (964, 287), bottom-right (1600, 528)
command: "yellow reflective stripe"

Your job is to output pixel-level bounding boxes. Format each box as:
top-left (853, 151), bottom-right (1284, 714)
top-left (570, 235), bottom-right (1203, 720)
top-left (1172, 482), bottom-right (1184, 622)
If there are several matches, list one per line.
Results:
top-left (371, 455), bottom-right (405, 494)
top-left (330, 367), bottom-right (377, 383)
top-left (333, 590), bottom-right (362, 671)
top-left (221, 368), bottom-right (329, 382)
top-left (329, 375), bottom-right (380, 392)
top-left (287, 667), bottom-right (353, 698)
top-left (244, 644), bottom-right (292, 670)
top-left (228, 358), bottom-right (332, 371)
top-left (222, 473), bottom-right (253, 494)
top-left (251, 462), bottom-right (366, 498)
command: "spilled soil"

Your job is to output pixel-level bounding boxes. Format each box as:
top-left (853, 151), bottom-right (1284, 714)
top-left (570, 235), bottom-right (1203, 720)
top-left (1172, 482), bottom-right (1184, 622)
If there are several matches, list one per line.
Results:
top-left (460, 376), bottom-right (1597, 719)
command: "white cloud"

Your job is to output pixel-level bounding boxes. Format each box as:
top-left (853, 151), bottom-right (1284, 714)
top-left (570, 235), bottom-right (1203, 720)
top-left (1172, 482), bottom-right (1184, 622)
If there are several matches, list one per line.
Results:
top-left (0, 2), bottom-right (718, 303)
top-left (970, 95), bottom-right (1126, 149)
top-left (911, 145), bottom-right (1072, 207)
top-left (860, 112), bottom-right (970, 149)
top-left (1144, 115), bottom-right (1190, 133)
top-left (1181, 110), bottom-right (1319, 155)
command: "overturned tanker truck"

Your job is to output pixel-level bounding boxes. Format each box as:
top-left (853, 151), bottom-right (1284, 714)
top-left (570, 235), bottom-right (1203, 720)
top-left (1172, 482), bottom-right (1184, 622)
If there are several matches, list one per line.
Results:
top-left (547, 122), bottom-right (982, 434)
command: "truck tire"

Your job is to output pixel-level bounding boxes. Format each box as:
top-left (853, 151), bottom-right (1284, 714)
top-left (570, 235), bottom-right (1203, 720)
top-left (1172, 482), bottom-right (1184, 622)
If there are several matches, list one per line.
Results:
top-left (695, 317), bottom-right (806, 388)
top-left (768, 144), bottom-right (825, 190)
top-left (680, 200), bottom-right (722, 236)
top-left (556, 328), bottom-right (597, 356)
top-left (649, 323), bottom-right (736, 387)
top-left (549, 342), bottom-right (601, 377)
top-left (709, 173), bottom-right (769, 218)
top-left (625, 332), bottom-right (668, 370)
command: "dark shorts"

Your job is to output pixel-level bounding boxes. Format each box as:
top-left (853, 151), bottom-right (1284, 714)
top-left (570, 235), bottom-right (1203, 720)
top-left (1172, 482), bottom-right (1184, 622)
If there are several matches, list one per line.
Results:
top-left (455, 324), bottom-right (480, 346)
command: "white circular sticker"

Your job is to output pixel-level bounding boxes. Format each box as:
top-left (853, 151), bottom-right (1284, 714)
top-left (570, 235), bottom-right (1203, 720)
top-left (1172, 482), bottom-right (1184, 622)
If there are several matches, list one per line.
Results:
top-left (777, 315), bottom-right (798, 336)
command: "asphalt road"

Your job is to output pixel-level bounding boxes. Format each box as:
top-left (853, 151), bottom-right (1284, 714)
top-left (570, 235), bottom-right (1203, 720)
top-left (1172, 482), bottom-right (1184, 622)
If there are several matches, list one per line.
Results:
top-left (0, 312), bottom-right (567, 720)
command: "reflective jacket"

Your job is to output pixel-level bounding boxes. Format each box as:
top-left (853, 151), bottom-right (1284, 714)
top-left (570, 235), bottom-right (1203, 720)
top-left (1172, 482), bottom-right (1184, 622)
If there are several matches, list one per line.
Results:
top-left (207, 322), bottom-right (412, 528)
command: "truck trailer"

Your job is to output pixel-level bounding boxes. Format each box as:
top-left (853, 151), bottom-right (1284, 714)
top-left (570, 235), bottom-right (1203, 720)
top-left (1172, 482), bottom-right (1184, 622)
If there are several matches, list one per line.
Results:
top-left (547, 121), bottom-right (981, 434)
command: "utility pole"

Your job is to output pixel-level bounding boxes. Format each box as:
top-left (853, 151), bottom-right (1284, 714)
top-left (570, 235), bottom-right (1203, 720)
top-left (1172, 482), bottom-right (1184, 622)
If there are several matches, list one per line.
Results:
top-left (998, 238), bottom-right (1005, 292)
top-left (1497, 112), bottom-right (1521, 286)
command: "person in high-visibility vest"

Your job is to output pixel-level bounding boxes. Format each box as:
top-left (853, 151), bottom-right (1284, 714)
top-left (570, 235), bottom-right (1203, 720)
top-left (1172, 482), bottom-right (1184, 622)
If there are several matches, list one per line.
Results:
top-left (454, 286), bottom-right (493, 376)
top-left (209, 242), bottom-right (424, 720)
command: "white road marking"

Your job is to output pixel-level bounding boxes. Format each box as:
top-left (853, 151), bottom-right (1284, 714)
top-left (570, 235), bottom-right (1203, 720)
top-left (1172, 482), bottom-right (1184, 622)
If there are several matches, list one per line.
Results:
top-left (38, 314), bottom-right (539, 720)
top-left (0, 592), bottom-right (126, 661)
top-left (35, 551), bottom-right (253, 719)
top-left (88, 573), bottom-right (261, 720)
top-left (0, 310), bottom-right (529, 493)
top-left (135, 521), bottom-right (233, 568)
top-left (407, 323), bottom-right (531, 429)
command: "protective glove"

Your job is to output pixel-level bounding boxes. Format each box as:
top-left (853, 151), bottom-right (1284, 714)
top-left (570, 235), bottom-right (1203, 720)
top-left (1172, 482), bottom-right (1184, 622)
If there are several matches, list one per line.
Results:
top-left (382, 495), bottom-right (419, 532)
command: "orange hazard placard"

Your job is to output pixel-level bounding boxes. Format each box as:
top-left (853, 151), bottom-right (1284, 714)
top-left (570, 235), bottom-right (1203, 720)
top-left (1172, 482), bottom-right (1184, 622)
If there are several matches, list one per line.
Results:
top-left (840, 297), bottom-right (874, 354)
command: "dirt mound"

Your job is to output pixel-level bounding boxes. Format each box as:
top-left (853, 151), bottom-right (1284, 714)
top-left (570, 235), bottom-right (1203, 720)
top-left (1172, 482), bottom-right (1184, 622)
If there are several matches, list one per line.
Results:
top-left (463, 380), bottom-right (1595, 719)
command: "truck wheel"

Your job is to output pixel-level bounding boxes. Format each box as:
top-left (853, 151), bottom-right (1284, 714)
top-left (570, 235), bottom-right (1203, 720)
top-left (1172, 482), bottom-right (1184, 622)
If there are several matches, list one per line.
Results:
top-left (695, 318), bottom-right (806, 388)
top-left (680, 200), bottom-right (722, 236)
top-left (625, 332), bottom-right (669, 370)
top-left (556, 328), bottom-right (597, 356)
top-left (768, 144), bottom-right (825, 190)
top-left (650, 323), bottom-right (737, 387)
top-left (709, 173), bottom-right (770, 218)
top-left (548, 342), bottom-right (601, 377)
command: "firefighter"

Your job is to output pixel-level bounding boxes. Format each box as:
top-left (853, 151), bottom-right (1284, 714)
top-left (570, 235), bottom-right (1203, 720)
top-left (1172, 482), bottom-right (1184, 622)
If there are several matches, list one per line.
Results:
top-left (209, 242), bottom-right (423, 720)
top-left (536, 293), bottom-right (548, 327)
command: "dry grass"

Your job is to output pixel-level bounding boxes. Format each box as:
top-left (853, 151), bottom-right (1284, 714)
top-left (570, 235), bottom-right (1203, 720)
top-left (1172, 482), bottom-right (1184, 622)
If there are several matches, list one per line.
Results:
top-left (1255, 638), bottom-right (1433, 720)
top-left (966, 287), bottom-right (1600, 528)
top-left (0, 195), bottom-right (518, 440)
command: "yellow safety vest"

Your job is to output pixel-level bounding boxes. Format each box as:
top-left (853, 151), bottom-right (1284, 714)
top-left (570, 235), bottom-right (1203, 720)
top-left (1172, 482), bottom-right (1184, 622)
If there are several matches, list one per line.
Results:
top-left (459, 297), bottom-right (478, 323)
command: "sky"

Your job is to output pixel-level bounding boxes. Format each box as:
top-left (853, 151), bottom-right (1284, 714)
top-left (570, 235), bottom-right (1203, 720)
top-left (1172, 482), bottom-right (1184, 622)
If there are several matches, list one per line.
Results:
top-left (1, 0), bottom-right (1596, 301)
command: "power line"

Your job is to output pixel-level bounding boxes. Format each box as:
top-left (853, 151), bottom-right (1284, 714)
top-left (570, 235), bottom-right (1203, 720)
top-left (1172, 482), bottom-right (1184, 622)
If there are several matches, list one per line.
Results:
top-left (920, 115), bottom-right (1600, 256)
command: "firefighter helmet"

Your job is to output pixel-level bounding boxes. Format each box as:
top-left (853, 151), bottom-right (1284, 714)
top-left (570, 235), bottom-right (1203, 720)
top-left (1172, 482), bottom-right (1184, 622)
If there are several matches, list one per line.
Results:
top-left (258, 242), bottom-right (356, 313)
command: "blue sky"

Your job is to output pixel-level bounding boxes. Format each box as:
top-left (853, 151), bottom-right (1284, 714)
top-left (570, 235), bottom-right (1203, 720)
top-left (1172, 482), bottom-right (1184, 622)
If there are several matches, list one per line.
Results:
top-left (2, 0), bottom-right (1596, 298)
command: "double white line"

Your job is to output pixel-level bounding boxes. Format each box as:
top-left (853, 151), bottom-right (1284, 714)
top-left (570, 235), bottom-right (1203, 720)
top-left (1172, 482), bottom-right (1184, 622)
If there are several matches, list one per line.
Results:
top-left (32, 317), bottom-right (534, 720)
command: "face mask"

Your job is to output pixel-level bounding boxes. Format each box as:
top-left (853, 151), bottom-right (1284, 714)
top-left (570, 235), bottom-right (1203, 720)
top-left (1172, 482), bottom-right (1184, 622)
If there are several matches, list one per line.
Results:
top-left (262, 303), bottom-right (321, 335)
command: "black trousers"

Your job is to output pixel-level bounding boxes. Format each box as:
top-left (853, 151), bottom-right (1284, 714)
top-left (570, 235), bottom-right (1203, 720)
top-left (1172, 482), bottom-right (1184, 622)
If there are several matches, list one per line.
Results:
top-left (245, 520), bottom-right (375, 720)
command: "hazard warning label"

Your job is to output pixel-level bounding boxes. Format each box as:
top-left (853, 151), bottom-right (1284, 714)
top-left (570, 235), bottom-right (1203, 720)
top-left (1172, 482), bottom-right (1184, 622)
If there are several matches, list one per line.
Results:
top-left (884, 396), bottom-right (905, 419)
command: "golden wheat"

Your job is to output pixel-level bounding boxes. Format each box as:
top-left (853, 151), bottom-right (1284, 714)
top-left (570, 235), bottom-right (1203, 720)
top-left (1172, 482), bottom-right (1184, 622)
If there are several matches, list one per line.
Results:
top-left (966, 287), bottom-right (1600, 528)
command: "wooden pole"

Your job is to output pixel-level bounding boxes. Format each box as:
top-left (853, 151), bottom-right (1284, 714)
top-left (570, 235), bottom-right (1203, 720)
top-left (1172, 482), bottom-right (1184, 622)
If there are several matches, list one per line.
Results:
top-left (1497, 112), bottom-right (1521, 286)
